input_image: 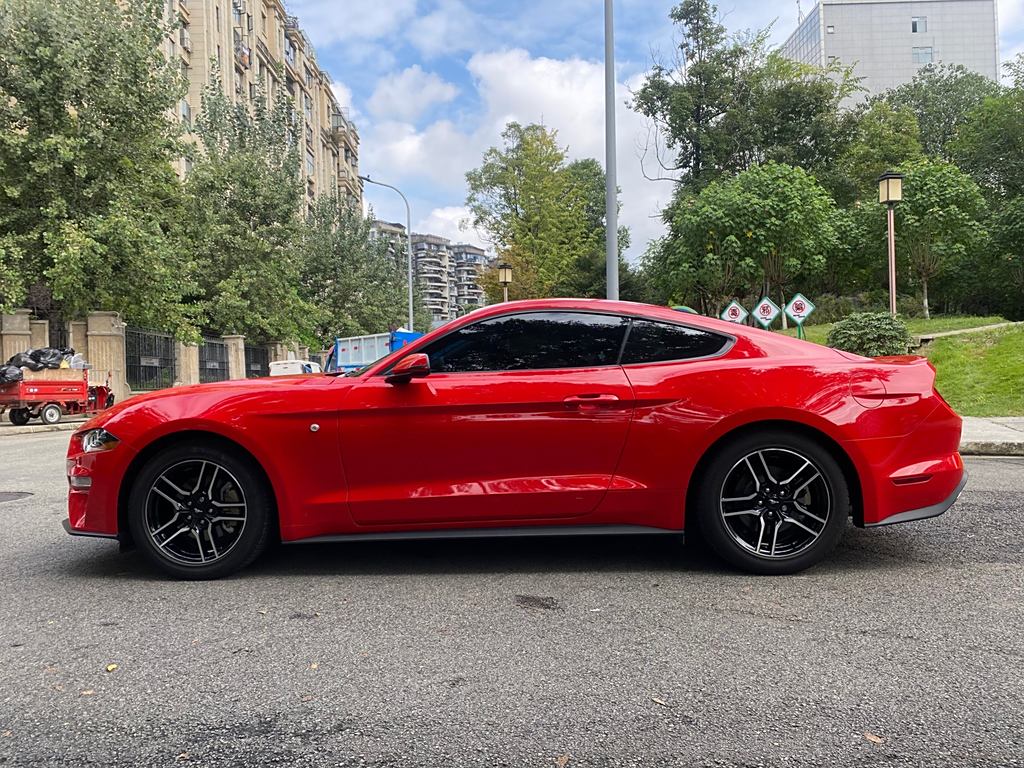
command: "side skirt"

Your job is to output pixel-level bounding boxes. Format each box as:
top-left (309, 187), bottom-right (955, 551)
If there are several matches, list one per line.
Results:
top-left (284, 524), bottom-right (684, 545)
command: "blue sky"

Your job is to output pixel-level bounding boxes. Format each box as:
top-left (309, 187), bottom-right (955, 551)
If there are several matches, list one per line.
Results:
top-left (291, 0), bottom-right (1024, 260)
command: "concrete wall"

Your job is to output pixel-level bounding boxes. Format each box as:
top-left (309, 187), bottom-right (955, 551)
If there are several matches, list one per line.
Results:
top-left (175, 342), bottom-right (199, 386)
top-left (29, 320), bottom-right (49, 349)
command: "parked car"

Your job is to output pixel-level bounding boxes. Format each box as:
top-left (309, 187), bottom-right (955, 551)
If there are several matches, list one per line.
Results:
top-left (268, 360), bottom-right (322, 376)
top-left (64, 299), bottom-right (965, 579)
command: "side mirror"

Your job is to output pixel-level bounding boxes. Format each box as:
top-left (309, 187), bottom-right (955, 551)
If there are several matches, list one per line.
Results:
top-left (385, 352), bottom-right (430, 385)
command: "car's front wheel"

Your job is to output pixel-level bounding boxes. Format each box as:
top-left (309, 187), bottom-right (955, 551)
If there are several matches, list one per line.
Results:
top-left (694, 430), bottom-right (850, 575)
top-left (127, 442), bottom-right (273, 579)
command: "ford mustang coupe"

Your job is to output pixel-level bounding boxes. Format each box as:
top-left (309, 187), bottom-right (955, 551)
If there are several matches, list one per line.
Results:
top-left (64, 299), bottom-right (966, 579)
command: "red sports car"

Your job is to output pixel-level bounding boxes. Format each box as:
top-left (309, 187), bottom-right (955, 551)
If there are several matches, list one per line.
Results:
top-left (64, 299), bottom-right (966, 579)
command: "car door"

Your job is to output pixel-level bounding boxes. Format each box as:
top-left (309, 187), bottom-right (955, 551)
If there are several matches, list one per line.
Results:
top-left (338, 311), bottom-right (636, 528)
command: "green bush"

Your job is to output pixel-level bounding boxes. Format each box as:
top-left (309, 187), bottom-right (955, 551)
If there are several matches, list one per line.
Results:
top-left (826, 312), bottom-right (913, 357)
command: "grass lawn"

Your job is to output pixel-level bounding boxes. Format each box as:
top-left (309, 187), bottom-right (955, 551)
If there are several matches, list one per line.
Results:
top-left (924, 325), bottom-right (1024, 417)
top-left (779, 315), bottom-right (1007, 346)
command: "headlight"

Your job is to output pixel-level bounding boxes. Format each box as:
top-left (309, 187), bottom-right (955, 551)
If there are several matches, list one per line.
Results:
top-left (81, 429), bottom-right (120, 453)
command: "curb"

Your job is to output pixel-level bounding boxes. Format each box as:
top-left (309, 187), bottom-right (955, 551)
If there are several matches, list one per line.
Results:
top-left (0, 422), bottom-right (82, 437)
top-left (959, 441), bottom-right (1024, 457)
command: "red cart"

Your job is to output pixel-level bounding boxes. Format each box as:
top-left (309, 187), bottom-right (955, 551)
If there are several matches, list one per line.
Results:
top-left (0, 368), bottom-right (113, 426)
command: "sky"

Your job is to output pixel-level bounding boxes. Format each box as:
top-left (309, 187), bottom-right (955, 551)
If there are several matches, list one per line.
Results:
top-left (291, 0), bottom-right (1024, 261)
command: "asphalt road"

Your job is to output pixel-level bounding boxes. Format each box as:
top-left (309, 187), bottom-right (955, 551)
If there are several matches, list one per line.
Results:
top-left (0, 433), bottom-right (1021, 767)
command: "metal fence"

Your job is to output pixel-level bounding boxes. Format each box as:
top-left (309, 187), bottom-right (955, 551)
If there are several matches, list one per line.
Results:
top-left (199, 337), bottom-right (229, 383)
top-left (244, 345), bottom-right (269, 378)
top-left (126, 327), bottom-right (176, 391)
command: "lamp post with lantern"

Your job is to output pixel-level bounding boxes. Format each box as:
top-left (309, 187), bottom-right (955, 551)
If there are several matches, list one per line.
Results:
top-left (878, 171), bottom-right (904, 315)
top-left (497, 262), bottom-right (513, 303)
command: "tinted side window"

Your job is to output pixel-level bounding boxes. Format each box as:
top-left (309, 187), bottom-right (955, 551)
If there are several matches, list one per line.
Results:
top-left (420, 312), bottom-right (629, 373)
top-left (621, 319), bottom-right (728, 364)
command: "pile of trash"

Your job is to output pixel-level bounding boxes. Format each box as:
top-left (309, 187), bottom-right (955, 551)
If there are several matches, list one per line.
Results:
top-left (0, 347), bottom-right (86, 386)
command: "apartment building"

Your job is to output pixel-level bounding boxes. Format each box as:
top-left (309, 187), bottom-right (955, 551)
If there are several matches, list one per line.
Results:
top-left (409, 233), bottom-right (490, 324)
top-left (164, 0), bottom-right (362, 206)
top-left (781, 0), bottom-right (999, 103)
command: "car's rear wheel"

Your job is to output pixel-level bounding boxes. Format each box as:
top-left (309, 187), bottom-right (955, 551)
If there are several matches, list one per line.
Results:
top-left (40, 403), bottom-right (62, 425)
top-left (694, 430), bottom-right (849, 575)
top-left (127, 442), bottom-right (272, 580)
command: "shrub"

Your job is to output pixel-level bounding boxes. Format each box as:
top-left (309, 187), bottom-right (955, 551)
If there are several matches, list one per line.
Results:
top-left (826, 312), bottom-right (913, 357)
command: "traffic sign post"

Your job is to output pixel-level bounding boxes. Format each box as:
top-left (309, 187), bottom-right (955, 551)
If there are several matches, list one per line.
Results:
top-left (753, 297), bottom-right (781, 328)
top-left (720, 300), bottom-right (749, 324)
top-left (784, 293), bottom-right (816, 339)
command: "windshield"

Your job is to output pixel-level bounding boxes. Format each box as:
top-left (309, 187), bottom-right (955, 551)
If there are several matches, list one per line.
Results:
top-left (330, 345), bottom-right (406, 378)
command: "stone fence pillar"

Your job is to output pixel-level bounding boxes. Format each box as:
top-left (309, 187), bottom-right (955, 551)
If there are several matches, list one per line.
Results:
top-left (86, 311), bottom-right (129, 405)
top-left (1, 309), bottom-right (32, 361)
top-left (267, 341), bottom-right (289, 362)
top-left (68, 321), bottom-right (88, 359)
top-left (175, 342), bottom-right (199, 386)
top-left (29, 319), bottom-right (49, 349)
top-left (223, 335), bottom-right (246, 380)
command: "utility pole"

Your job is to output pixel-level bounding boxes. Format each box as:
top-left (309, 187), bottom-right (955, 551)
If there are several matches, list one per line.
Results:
top-left (604, 0), bottom-right (619, 301)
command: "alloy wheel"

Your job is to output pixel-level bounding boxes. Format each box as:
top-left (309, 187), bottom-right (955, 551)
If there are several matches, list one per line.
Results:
top-left (144, 459), bottom-right (247, 566)
top-left (718, 447), bottom-right (832, 560)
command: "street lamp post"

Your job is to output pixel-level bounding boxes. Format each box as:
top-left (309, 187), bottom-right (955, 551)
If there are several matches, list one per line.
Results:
top-left (359, 175), bottom-right (415, 331)
top-left (878, 171), bottom-right (904, 316)
top-left (497, 262), bottom-right (513, 303)
top-left (604, 0), bottom-right (619, 301)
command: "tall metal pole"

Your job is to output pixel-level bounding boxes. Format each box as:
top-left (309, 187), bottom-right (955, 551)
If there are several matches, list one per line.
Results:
top-left (604, 0), bottom-right (619, 301)
top-left (886, 203), bottom-right (897, 315)
top-left (360, 175), bottom-right (415, 330)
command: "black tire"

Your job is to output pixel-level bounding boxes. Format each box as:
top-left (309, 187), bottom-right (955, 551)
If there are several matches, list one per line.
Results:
top-left (693, 430), bottom-right (850, 575)
top-left (127, 442), bottom-right (273, 580)
top-left (39, 403), bottom-right (62, 425)
top-left (8, 408), bottom-right (30, 426)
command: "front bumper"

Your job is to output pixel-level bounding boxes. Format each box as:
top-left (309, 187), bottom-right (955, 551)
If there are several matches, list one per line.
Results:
top-left (865, 472), bottom-right (968, 528)
top-left (61, 517), bottom-right (117, 539)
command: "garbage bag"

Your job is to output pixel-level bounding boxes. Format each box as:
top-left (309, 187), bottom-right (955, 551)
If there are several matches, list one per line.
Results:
top-left (0, 365), bottom-right (23, 385)
top-left (68, 353), bottom-right (87, 370)
top-left (5, 352), bottom-right (43, 371)
top-left (28, 347), bottom-right (64, 369)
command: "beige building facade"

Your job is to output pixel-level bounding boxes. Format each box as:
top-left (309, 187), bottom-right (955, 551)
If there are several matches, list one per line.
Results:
top-left (165, 0), bottom-right (362, 207)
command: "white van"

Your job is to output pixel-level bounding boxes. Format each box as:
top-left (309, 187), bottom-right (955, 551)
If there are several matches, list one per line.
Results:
top-left (268, 360), bottom-right (323, 377)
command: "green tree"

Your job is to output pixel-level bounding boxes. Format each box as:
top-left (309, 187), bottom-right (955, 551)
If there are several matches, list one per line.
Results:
top-left (838, 102), bottom-right (924, 199)
top-left (654, 163), bottom-right (836, 315)
top-left (989, 197), bottom-right (1024, 319)
top-left (882, 64), bottom-right (1002, 159)
top-left (953, 55), bottom-right (1024, 199)
top-left (182, 77), bottom-right (311, 342)
top-left (466, 123), bottom-right (601, 300)
top-left (299, 197), bottom-right (412, 345)
top-left (896, 159), bottom-right (987, 319)
top-left (0, 0), bottom-right (194, 333)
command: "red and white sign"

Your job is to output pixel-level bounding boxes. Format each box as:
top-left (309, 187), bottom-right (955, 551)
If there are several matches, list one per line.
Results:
top-left (753, 297), bottom-right (781, 328)
top-left (785, 293), bottom-right (816, 325)
top-left (720, 300), bottom-right (749, 324)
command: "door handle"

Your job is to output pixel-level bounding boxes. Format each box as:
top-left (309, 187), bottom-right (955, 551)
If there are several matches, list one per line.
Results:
top-left (564, 394), bottom-right (621, 408)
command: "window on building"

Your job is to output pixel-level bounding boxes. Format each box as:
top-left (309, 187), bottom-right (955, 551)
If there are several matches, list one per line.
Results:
top-left (826, 25), bottom-right (834, 34)
top-left (304, 93), bottom-right (313, 123)
top-left (620, 320), bottom-right (730, 365)
top-left (305, 124), bottom-right (313, 145)
top-left (304, 66), bottom-right (314, 88)
top-left (416, 312), bottom-right (630, 373)
top-left (912, 16), bottom-right (927, 33)
top-left (216, 44), bottom-right (222, 65)
top-left (305, 149), bottom-right (315, 176)
top-left (912, 46), bottom-right (934, 64)
top-left (261, 11), bottom-right (267, 35)
top-left (215, 4), bottom-right (221, 32)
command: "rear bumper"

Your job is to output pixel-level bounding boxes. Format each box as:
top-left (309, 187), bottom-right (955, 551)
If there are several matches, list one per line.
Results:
top-left (865, 472), bottom-right (967, 528)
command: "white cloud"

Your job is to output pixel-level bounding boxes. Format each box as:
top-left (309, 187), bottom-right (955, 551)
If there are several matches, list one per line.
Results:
top-left (407, 0), bottom-right (482, 58)
top-left (286, 0), bottom-right (417, 47)
top-left (415, 206), bottom-right (489, 248)
top-left (360, 49), bottom-right (671, 261)
top-left (368, 66), bottom-right (459, 122)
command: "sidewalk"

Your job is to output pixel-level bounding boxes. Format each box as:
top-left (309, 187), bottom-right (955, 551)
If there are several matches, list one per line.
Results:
top-left (960, 417), bottom-right (1024, 456)
top-left (1, 414), bottom-right (1021, 455)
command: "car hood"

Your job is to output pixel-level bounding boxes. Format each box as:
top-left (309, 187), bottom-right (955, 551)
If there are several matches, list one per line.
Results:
top-left (78, 375), bottom-right (349, 434)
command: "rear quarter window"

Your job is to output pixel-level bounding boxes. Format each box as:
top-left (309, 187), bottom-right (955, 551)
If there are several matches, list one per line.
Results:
top-left (621, 319), bottom-right (730, 365)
